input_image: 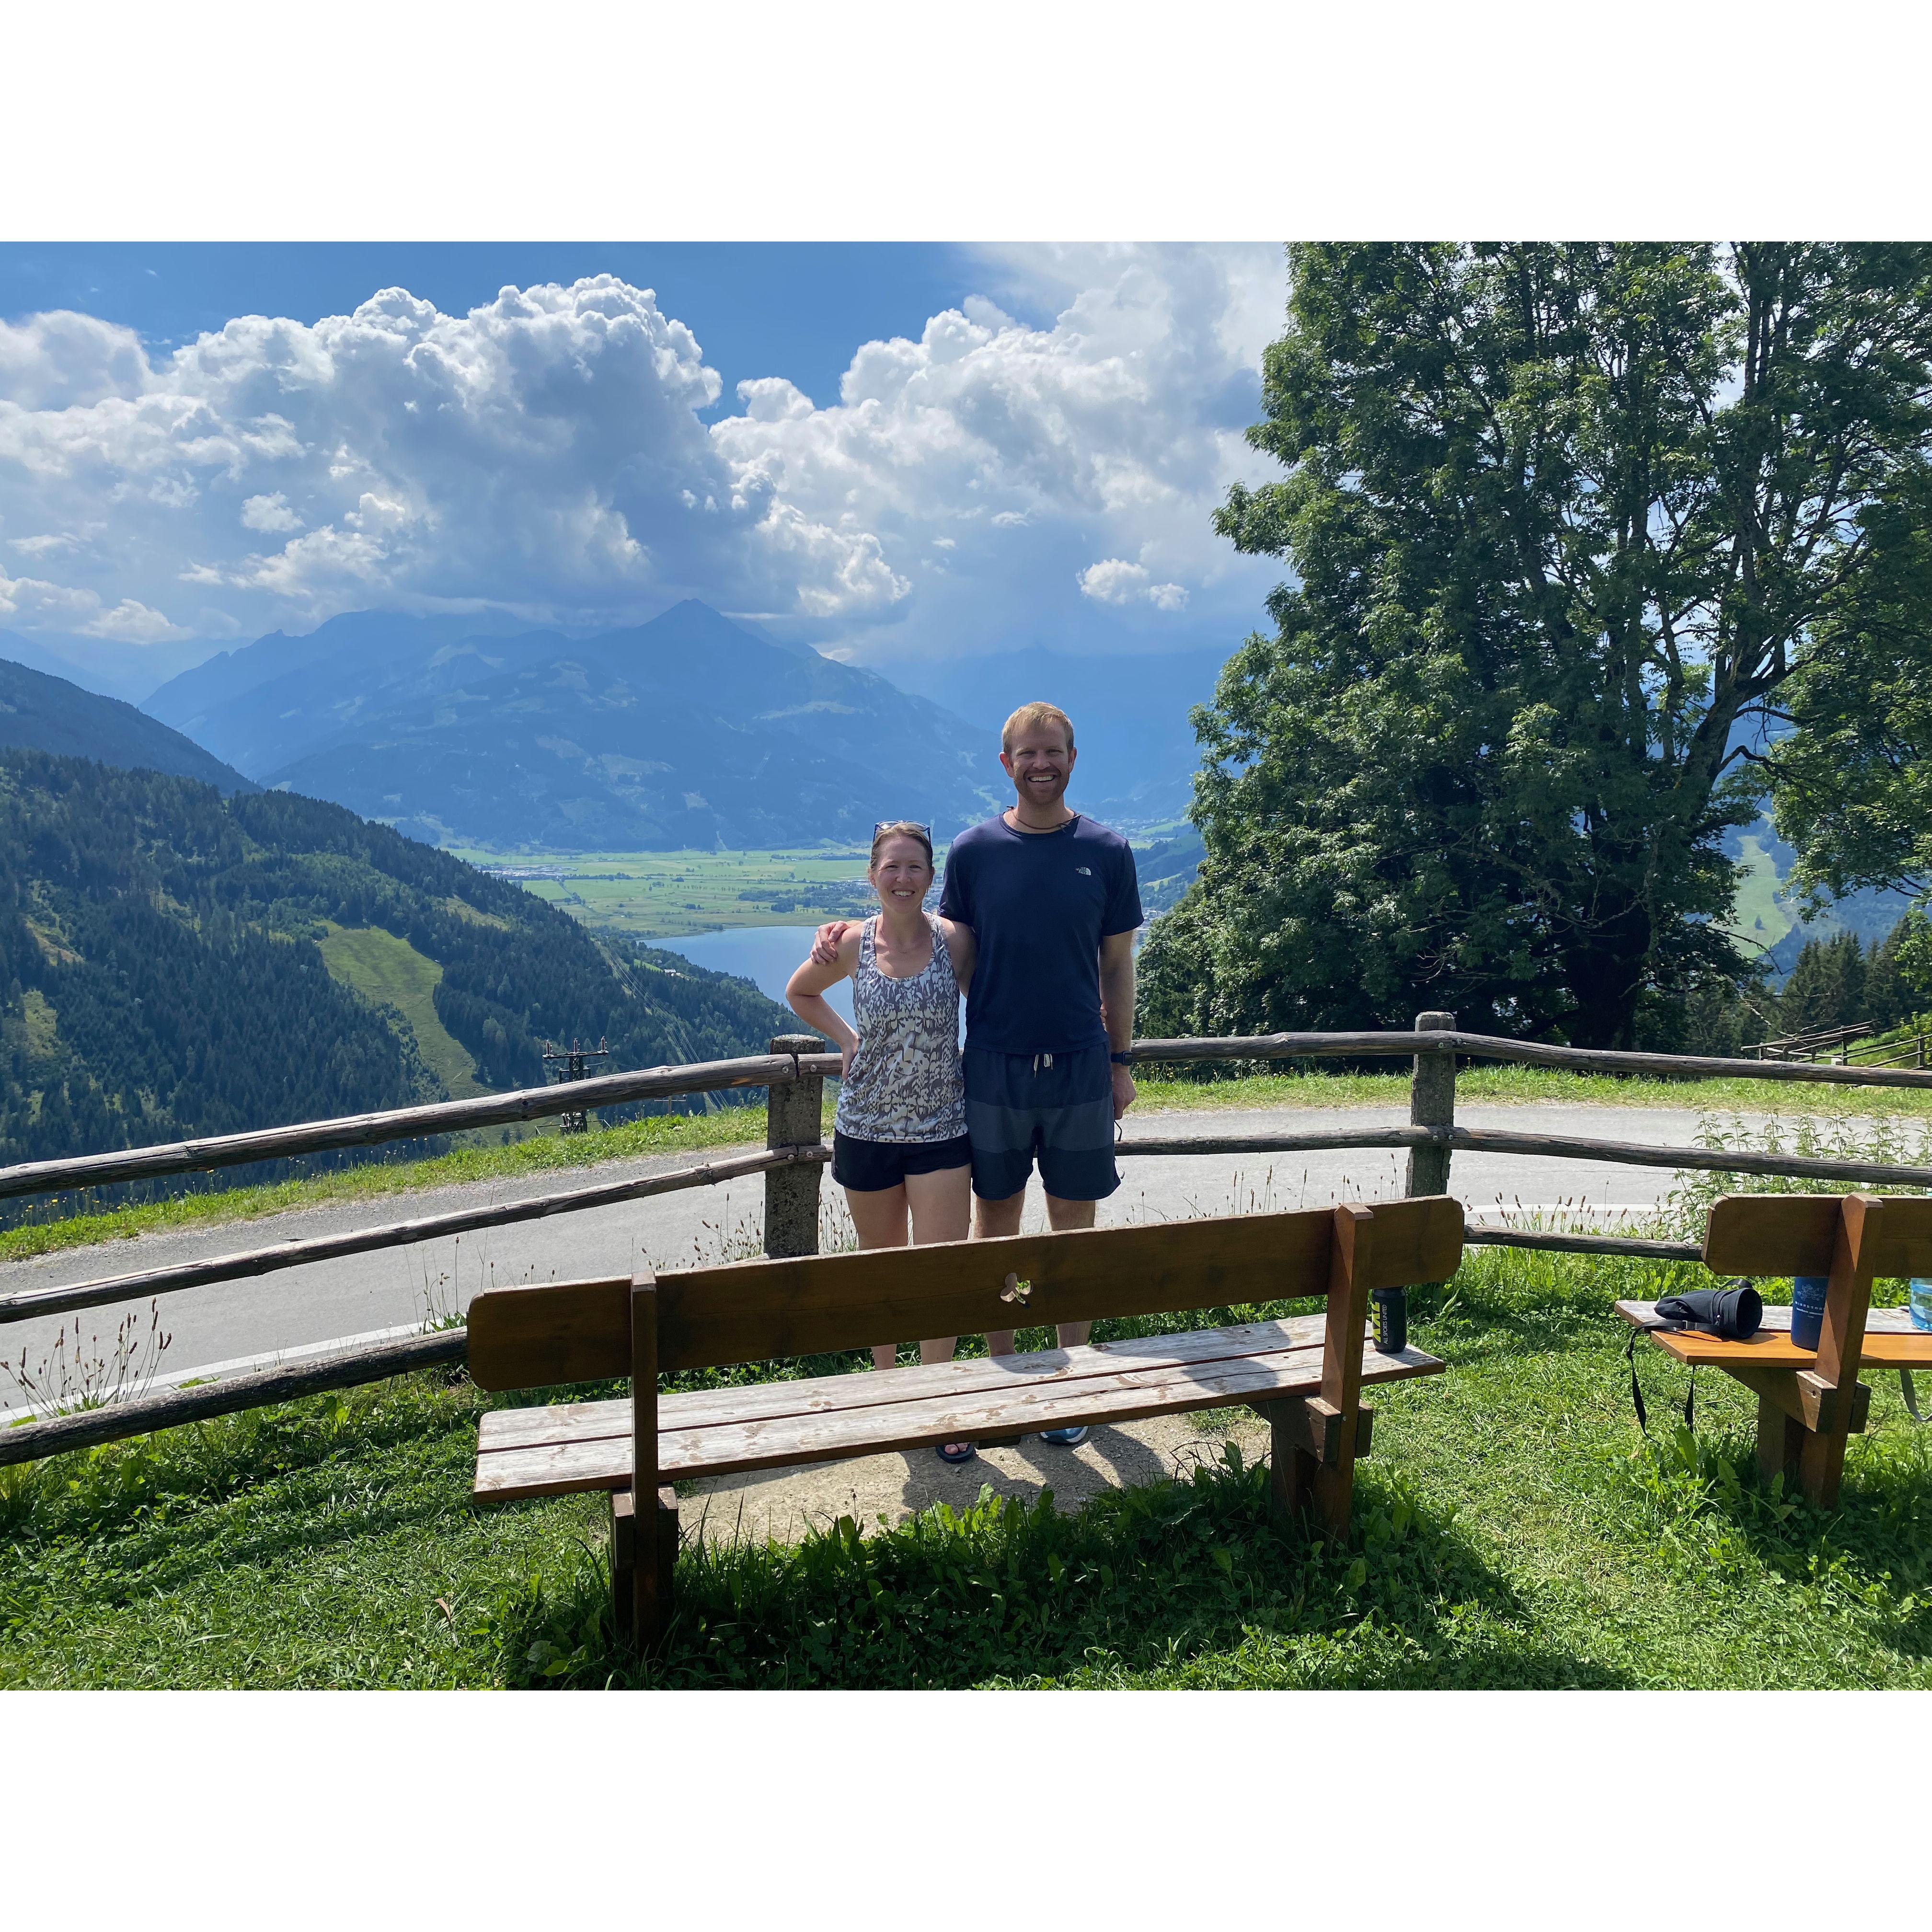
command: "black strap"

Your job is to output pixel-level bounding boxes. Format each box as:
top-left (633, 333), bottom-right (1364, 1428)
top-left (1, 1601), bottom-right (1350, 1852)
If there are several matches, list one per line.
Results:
top-left (1903, 1369), bottom-right (1927, 1425)
top-left (1625, 1323), bottom-right (1695, 1436)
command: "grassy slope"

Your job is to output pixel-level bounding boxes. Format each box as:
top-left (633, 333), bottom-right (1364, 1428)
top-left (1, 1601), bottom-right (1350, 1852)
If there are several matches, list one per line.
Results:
top-left (9, 1064), bottom-right (1932, 1268)
top-left (4, 1246), bottom-right (1927, 1690)
top-left (315, 922), bottom-right (486, 1099)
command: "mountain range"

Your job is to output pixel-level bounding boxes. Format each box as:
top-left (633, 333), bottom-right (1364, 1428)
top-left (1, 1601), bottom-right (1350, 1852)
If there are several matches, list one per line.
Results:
top-left (143, 602), bottom-right (1002, 849)
top-left (0, 651), bottom-right (254, 795)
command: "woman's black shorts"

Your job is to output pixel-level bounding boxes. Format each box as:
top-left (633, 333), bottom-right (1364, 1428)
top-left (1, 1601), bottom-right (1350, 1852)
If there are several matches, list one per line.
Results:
top-left (832, 1131), bottom-right (973, 1193)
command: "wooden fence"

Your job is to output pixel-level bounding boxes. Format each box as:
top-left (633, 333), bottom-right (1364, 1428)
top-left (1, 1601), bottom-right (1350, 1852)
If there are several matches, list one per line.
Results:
top-left (5, 1014), bottom-right (1932, 1466)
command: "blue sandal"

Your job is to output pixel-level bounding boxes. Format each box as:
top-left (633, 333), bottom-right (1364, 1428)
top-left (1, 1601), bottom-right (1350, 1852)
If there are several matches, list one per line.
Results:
top-left (935, 1441), bottom-right (978, 1465)
top-left (1040, 1425), bottom-right (1089, 1446)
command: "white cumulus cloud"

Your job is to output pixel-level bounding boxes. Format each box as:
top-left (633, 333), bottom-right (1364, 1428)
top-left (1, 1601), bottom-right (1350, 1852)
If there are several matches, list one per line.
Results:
top-left (240, 492), bottom-right (302, 533)
top-left (0, 249), bottom-right (1284, 663)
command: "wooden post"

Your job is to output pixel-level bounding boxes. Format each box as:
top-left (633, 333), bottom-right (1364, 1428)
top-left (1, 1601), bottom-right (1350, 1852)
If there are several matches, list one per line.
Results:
top-left (1797, 1194), bottom-right (1880, 1508)
top-left (1385, 1010), bottom-right (1456, 1352)
top-left (1311, 1202), bottom-right (1373, 1537)
top-left (763, 1033), bottom-right (825, 1260)
top-left (628, 1267), bottom-right (668, 1649)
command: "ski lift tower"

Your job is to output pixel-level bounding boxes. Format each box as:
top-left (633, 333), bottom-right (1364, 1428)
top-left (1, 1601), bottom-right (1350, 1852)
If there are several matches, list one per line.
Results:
top-left (541, 1036), bottom-right (610, 1134)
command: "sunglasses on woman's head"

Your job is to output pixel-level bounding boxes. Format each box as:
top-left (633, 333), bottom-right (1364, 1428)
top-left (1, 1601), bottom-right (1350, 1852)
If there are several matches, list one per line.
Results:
top-left (873, 823), bottom-right (932, 840)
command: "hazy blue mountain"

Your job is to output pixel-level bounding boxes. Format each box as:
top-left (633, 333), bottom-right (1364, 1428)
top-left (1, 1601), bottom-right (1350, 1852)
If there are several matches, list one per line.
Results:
top-left (0, 629), bottom-right (218, 703)
top-left (142, 609), bottom-right (542, 770)
top-left (887, 644), bottom-right (1230, 827)
top-left (0, 654), bottom-right (255, 794)
top-left (154, 600), bottom-right (1000, 850)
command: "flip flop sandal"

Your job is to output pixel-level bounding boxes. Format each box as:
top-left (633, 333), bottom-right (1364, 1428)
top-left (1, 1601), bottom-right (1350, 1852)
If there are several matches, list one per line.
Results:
top-left (935, 1441), bottom-right (978, 1464)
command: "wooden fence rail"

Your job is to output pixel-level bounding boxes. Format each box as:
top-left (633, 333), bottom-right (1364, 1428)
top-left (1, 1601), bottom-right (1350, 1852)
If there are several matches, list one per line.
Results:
top-left (7, 1022), bottom-right (1932, 1210)
top-left (7, 1007), bottom-right (1931, 1466)
top-left (0, 1145), bottom-right (828, 1328)
top-left (0, 1048), bottom-right (843, 1204)
top-left (1115, 1125), bottom-right (1932, 1190)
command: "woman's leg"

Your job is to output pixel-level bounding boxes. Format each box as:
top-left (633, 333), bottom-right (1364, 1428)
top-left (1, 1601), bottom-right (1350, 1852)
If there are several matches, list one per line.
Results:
top-left (843, 1182), bottom-right (909, 1370)
top-left (903, 1164), bottom-right (971, 1364)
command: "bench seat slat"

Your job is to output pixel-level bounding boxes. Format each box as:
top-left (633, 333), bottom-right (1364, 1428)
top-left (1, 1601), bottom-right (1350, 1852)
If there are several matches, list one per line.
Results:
top-left (478, 1315), bottom-right (1336, 1457)
top-left (472, 1328), bottom-right (1444, 1502)
top-left (1614, 1299), bottom-right (1932, 1367)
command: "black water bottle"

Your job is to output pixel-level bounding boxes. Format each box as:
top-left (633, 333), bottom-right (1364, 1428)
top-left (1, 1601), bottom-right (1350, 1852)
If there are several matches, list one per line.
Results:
top-left (1372, 1287), bottom-right (1408, 1355)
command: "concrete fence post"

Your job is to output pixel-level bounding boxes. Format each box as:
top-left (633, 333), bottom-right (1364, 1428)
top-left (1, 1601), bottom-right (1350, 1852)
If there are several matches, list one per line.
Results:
top-left (1380, 1009), bottom-right (1457, 1355)
top-left (763, 1033), bottom-right (825, 1258)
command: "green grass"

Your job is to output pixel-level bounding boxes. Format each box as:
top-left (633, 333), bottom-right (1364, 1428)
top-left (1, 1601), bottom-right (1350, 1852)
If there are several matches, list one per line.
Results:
top-left (1133, 1060), bottom-right (1932, 1117)
top-left (5, 1245), bottom-right (1929, 1689)
top-left (443, 845), bottom-right (875, 939)
top-left (315, 922), bottom-right (486, 1099)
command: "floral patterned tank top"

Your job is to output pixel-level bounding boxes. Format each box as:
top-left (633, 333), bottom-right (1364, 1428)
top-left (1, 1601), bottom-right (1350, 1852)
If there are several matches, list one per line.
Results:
top-left (834, 914), bottom-right (967, 1144)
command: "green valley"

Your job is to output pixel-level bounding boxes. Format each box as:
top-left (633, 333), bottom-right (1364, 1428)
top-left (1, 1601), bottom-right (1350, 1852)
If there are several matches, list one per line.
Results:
top-left (449, 845), bottom-right (877, 939)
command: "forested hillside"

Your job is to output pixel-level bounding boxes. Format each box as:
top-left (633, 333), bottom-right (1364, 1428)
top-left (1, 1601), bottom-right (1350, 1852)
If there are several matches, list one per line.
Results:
top-left (0, 751), bottom-right (787, 1174)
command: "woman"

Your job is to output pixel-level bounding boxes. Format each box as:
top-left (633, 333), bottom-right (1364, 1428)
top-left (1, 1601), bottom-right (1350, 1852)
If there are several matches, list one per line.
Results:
top-left (786, 820), bottom-right (979, 1464)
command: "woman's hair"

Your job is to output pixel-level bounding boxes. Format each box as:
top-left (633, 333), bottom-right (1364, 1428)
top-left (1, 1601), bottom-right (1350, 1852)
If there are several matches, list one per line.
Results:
top-left (869, 820), bottom-right (934, 868)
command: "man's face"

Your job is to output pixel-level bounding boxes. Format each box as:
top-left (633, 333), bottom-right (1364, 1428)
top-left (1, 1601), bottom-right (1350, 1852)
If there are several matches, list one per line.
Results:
top-left (1000, 727), bottom-right (1076, 811)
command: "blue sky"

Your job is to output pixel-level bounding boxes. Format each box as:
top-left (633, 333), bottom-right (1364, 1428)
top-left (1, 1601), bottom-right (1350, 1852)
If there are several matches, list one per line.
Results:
top-left (0, 242), bottom-right (1030, 418)
top-left (0, 242), bottom-right (1287, 680)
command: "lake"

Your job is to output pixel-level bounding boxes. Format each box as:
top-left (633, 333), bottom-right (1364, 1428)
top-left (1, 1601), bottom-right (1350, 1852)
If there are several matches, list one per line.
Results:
top-left (653, 924), bottom-right (853, 1025)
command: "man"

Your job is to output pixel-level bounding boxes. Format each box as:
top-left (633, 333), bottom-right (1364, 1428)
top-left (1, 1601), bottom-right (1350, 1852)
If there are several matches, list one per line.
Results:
top-left (814, 699), bottom-right (1141, 1445)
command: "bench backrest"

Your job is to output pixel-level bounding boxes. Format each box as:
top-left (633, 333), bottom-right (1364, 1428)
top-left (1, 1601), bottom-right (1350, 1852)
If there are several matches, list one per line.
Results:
top-left (466, 1195), bottom-right (1465, 1393)
top-left (1703, 1193), bottom-right (1932, 1278)
top-left (1702, 1192), bottom-right (1932, 1392)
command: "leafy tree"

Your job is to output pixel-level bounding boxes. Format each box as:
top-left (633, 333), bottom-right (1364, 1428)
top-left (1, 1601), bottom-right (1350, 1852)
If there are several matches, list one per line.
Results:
top-left (1766, 474), bottom-right (1932, 907)
top-left (1141, 243), bottom-right (1932, 1049)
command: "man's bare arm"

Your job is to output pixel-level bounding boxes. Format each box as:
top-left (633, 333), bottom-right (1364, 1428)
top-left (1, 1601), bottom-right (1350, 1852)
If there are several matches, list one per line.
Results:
top-left (1099, 929), bottom-right (1137, 1120)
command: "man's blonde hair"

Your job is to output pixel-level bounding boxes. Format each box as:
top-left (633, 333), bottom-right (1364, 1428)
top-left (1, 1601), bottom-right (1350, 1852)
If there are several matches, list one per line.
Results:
top-left (1001, 700), bottom-right (1075, 753)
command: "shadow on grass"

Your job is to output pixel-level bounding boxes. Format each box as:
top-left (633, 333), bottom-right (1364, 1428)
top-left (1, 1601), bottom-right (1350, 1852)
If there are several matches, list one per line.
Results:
top-left (497, 1446), bottom-right (1633, 1691)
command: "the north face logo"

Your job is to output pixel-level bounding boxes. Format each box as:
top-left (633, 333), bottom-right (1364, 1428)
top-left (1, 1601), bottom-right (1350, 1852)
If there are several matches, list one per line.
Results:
top-left (1075, 866), bottom-right (1092, 875)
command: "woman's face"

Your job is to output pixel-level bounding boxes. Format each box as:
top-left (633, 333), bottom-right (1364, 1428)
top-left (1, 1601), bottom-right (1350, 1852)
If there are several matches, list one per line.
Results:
top-left (871, 836), bottom-right (933, 910)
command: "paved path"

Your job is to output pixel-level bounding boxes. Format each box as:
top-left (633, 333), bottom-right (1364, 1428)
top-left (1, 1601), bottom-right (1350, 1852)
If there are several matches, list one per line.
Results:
top-left (0, 1100), bottom-right (1731, 1409)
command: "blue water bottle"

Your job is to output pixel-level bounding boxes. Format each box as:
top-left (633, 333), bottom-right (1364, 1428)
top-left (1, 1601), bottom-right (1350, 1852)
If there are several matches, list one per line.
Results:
top-left (1791, 1276), bottom-right (1829, 1350)
top-left (1910, 1278), bottom-right (1932, 1333)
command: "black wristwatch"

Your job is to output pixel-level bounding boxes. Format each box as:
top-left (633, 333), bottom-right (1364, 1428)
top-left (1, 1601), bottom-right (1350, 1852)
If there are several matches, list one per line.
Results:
top-left (1109, 1052), bottom-right (1133, 1066)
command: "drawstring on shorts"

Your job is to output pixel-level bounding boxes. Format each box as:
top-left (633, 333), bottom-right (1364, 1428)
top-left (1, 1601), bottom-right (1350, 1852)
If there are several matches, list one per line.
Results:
top-left (1030, 1053), bottom-right (1055, 1075)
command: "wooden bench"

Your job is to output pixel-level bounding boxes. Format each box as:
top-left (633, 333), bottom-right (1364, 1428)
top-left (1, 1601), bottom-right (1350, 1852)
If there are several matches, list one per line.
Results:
top-left (466, 1196), bottom-right (1461, 1647)
top-left (1618, 1192), bottom-right (1932, 1507)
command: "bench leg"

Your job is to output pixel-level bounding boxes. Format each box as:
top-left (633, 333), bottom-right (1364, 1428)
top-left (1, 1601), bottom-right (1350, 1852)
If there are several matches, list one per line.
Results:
top-left (1798, 1426), bottom-right (1849, 1511)
top-left (611, 1488), bottom-right (637, 1639)
top-left (1256, 1397), bottom-right (1371, 1536)
top-left (611, 1485), bottom-right (679, 1652)
top-left (1265, 1406), bottom-right (1319, 1528)
top-left (1754, 1393), bottom-right (1804, 1493)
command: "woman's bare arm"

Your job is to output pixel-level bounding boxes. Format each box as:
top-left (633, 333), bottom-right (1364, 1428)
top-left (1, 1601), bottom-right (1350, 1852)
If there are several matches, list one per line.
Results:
top-left (786, 929), bottom-right (863, 1072)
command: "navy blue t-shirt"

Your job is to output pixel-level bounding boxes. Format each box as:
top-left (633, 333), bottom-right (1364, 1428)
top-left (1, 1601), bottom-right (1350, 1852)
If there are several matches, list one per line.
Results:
top-left (938, 814), bottom-right (1143, 1054)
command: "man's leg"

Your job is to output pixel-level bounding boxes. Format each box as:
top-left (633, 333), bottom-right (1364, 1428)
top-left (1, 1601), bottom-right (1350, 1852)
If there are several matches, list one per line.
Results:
top-left (1042, 1192), bottom-right (1096, 1346)
top-left (975, 1185), bottom-right (1027, 1356)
